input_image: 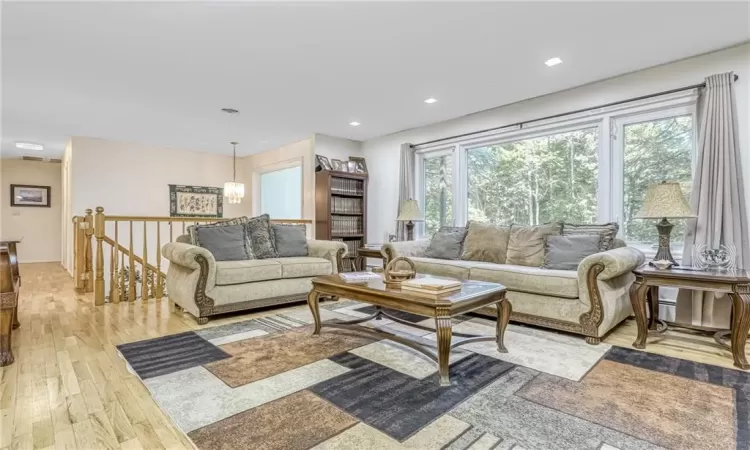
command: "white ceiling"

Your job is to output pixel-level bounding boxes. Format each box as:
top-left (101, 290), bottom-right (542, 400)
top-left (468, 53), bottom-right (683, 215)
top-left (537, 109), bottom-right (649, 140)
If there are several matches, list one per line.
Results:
top-left (2, 1), bottom-right (749, 159)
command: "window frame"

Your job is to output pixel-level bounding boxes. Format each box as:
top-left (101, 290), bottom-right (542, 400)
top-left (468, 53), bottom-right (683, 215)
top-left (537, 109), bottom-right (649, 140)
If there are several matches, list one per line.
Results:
top-left (253, 158), bottom-right (304, 219)
top-left (414, 89), bottom-right (699, 240)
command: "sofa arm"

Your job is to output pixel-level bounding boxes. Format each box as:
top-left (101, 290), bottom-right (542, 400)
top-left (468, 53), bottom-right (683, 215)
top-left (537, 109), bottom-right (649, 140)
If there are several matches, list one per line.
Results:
top-left (578, 247), bottom-right (645, 282)
top-left (382, 240), bottom-right (430, 262)
top-left (162, 242), bottom-right (218, 318)
top-left (576, 246), bottom-right (645, 342)
top-left (307, 240), bottom-right (347, 274)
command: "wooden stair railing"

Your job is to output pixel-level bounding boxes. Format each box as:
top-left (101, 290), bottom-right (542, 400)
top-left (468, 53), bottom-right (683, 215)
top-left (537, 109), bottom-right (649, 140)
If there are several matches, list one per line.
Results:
top-left (73, 207), bottom-right (313, 306)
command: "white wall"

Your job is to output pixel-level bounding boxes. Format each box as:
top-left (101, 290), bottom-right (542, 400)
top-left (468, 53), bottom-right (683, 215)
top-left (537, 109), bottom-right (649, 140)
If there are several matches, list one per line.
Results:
top-left (362, 43), bottom-right (750, 243)
top-left (70, 136), bottom-right (250, 218)
top-left (1, 159), bottom-right (63, 262)
top-left (313, 134), bottom-right (363, 164)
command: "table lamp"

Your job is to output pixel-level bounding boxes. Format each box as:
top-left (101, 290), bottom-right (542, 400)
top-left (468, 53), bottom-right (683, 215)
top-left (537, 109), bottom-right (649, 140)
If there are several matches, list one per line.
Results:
top-left (396, 199), bottom-right (424, 241)
top-left (635, 181), bottom-right (696, 266)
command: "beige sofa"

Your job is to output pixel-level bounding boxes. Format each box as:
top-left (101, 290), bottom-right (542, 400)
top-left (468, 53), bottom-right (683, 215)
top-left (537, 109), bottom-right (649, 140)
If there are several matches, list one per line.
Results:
top-left (382, 239), bottom-right (644, 344)
top-left (163, 237), bottom-right (346, 324)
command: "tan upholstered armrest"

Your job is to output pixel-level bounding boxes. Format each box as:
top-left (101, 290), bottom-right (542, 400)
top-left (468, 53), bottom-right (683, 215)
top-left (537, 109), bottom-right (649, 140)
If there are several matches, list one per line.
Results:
top-left (381, 240), bottom-right (431, 262)
top-left (578, 247), bottom-right (645, 282)
top-left (307, 240), bottom-right (347, 274)
top-left (162, 242), bottom-right (216, 271)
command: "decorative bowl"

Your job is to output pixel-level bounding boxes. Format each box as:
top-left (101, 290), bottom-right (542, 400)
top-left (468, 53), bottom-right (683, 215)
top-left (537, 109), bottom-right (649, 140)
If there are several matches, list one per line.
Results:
top-left (695, 245), bottom-right (735, 270)
top-left (651, 259), bottom-right (674, 270)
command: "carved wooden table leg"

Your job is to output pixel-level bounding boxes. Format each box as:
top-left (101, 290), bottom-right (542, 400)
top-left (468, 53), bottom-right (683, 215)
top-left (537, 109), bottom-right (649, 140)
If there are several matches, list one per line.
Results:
top-left (730, 290), bottom-right (750, 370)
top-left (435, 309), bottom-right (452, 387)
top-left (12, 306), bottom-right (20, 330)
top-left (648, 286), bottom-right (660, 331)
top-left (630, 277), bottom-right (650, 349)
top-left (0, 308), bottom-right (13, 366)
top-left (308, 290), bottom-right (322, 335)
top-left (496, 295), bottom-right (511, 353)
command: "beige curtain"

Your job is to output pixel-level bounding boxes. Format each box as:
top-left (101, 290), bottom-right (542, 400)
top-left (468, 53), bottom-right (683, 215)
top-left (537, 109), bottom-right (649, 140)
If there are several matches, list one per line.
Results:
top-left (396, 143), bottom-right (415, 241)
top-left (677, 72), bottom-right (750, 328)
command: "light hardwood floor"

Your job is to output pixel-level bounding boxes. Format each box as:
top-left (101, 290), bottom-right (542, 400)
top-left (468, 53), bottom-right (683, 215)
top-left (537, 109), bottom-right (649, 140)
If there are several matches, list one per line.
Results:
top-left (3, 263), bottom-right (745, 449)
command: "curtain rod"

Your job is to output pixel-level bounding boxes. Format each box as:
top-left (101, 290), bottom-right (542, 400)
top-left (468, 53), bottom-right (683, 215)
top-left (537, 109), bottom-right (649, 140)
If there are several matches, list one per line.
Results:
top-left (413, 74), bottom-right (739, 148)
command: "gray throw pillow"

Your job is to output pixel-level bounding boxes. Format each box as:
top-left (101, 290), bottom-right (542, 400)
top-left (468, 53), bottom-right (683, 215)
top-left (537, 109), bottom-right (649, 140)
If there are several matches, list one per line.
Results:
top-left (246, 214), bottom-right (278, 259)
top-left (562, 222), bottom-right (619, 251)
top-left (543, 235), bottom-right (602, 270)
top-left (187, 217), bottom-right (249, 246)
top-left (424, 227), bottom-right (468, 260)
top-left (272, 224), bottom-right (308, 257)
top-left (194, 223), bottom-right (251, 261)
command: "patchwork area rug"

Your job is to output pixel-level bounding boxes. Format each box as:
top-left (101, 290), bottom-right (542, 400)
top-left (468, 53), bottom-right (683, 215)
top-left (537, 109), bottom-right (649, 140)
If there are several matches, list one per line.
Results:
top-left (117, 300), bottom-right (749, 450)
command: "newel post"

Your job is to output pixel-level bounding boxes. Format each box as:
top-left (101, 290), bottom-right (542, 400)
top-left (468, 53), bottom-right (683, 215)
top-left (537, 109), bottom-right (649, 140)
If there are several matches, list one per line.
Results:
top-left (84, 209), bottom-right (94, 293)
top-left (94, 207), bottom-right (106, 306)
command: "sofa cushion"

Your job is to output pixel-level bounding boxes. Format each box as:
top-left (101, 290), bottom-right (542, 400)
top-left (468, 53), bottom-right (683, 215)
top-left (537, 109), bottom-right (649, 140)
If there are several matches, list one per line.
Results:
top-left (272, 224), bottom-right (308, 257)
top-left (461, 221), bottom-right (511, 264)
top-left (505, 223), bottom-right (561, 267)
top-left (277, 257), bottom-right (332, 279)
top-left (409, 257), bottom-right (479, 280)
top-left (215, 259), bottom-right (282, 285)
top-left (562, 222), bottom-right (619, 251)
top-left (187, 217), bottom-right (249, 246)
top-left (195, 223), bottom-right (252, 262)
top-left (544, 235), bottom-right (602, 270)
top-left (246, 214), bottom-right (278, 259)
top-left (469, 262), bottom-right (579, 299)
top-left (424, 227), bottom-right (467, 260)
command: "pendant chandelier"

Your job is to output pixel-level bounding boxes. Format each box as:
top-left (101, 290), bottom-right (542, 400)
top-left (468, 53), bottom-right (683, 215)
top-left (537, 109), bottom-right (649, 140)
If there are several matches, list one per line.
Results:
top-left (224, 141), bottom-right (245, 204)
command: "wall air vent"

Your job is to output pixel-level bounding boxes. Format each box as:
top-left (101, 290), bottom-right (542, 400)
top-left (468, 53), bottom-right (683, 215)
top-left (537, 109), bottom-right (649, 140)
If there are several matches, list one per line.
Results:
top-left (22, 156), bottom-right (62, 163)
top-left (221, 108), bottom-right (240, 114)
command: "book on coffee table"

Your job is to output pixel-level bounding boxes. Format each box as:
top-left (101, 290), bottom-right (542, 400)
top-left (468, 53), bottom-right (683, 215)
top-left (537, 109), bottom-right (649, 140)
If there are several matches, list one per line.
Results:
top-left (401, 278), bottom-right (462, 295)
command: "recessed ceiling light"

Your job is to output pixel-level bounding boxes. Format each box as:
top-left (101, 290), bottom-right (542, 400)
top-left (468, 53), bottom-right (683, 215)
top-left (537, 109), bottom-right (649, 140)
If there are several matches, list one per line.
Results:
top-left (16, 142), bottom-right (44, 151)
top-left (424, 98), bottom-right (438, 104)
top-left (349, 121), bottom-right (361, 127)
top-left (545, 57), bottom-right (563, 67)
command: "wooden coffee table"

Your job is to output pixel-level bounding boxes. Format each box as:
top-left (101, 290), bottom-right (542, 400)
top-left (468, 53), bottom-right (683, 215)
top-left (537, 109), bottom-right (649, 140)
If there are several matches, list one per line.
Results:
top-left (308, 274), bottom-right (510, 386)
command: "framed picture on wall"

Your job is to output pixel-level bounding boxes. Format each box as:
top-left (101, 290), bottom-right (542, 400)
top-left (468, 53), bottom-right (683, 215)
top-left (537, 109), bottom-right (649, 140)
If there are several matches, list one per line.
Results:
top-left (169, 184), bottom-right (223, 217)
top-left (10, 184), bottom-right (51, 207)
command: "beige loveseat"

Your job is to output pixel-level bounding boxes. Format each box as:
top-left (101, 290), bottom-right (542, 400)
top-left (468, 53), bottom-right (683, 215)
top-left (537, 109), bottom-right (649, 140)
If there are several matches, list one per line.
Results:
top-left (382, 238), bottom-right (644, 344)
top-left (163, 238), bottom-right (346, 324)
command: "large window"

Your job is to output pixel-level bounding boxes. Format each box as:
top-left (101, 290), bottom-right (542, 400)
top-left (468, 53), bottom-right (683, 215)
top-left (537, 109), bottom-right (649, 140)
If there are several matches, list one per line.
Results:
top-left (620, 114), bottom-right (694, 258)
top-left (467, 128), bottom-right (598, 225)
top-left (416, 91), bottom-right (698, 252)
top-left (423, 153), bottom-right (453, 236)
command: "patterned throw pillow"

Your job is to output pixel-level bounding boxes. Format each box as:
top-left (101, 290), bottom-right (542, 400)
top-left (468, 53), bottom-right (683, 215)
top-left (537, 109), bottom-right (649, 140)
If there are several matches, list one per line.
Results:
top-left (246, 214), bottom-right (278, 259)
top-left (505, 223), bottom-right (562, 267)
top-left (562, 222), bottom-right (619, 251)
top-left (424, 227), bottom-right (468, 260)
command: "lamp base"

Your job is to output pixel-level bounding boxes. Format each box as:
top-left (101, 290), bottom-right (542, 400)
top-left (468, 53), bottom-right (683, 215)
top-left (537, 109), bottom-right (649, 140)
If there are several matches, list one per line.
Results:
top-left (405, 221), bottom-right (415, 241)
top-left (652, 217), bottom-right (678, 266)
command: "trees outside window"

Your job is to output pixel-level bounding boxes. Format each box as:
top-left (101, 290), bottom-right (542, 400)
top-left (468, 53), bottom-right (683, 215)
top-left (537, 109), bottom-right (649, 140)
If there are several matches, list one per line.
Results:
top-left (466, 128), bottom-right (598, 226)
top-left (423, 154), bottom-right (453, 236)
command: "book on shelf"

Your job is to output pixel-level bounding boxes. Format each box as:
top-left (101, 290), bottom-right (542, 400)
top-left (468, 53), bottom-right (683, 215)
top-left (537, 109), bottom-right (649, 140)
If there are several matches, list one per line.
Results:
top-left (401, 278), bottom-right (462, 295)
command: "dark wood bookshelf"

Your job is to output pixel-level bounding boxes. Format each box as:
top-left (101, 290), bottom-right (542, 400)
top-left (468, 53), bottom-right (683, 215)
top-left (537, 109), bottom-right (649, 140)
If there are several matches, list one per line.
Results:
top-left (315, 170), bottom-right (368, 272)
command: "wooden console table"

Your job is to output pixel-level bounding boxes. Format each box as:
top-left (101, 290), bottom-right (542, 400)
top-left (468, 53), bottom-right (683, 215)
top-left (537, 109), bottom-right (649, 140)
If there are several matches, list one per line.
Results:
top-left (630, 265), bottom-right (750, 370)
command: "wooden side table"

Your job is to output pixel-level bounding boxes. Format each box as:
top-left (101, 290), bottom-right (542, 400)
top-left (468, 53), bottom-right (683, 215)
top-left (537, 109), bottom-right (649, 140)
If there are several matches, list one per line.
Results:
top-left (355, 247), bottom-right (386, 272)
top-left (630, 265), bottom-right (750, 369)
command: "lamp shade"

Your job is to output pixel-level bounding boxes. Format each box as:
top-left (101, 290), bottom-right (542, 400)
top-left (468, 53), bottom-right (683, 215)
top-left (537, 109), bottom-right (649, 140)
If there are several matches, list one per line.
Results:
top-left (396, 199), bottom-right (424, 221)
top-left (635, 181), bottom-right (696, 219)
